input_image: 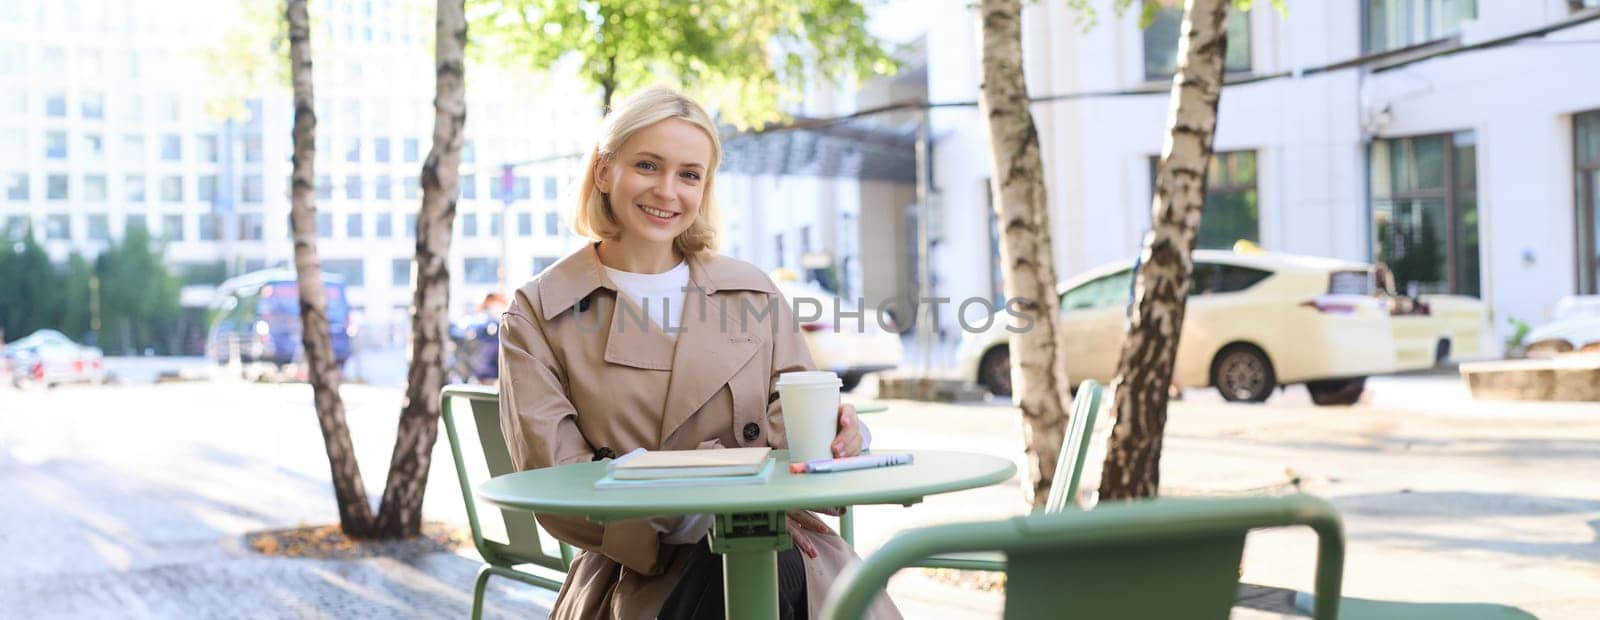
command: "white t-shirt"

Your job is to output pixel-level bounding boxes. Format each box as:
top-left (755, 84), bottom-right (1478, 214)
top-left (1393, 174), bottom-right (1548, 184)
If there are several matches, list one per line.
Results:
top-left (603, 260), bottom-right (690, 340)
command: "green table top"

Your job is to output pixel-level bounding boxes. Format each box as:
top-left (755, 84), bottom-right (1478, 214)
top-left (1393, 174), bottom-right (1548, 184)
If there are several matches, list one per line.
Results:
top-left (477, 449), bottom-right (1017, 522)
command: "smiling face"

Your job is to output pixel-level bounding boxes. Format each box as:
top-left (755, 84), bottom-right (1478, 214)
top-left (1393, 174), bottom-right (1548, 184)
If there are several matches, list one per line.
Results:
top-left (594, 118), bottom-right (714, 249)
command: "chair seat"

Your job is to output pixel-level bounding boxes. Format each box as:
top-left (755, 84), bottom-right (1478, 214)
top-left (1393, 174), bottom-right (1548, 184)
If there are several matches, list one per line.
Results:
top-left (1294, 592), bottom-right (1538, 619)
top-left (911, 550), bottom-right (1005, 572)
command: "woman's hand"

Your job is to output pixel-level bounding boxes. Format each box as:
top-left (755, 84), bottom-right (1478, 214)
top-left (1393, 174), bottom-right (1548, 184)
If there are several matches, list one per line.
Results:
top-left (785, 510), bottom-right (837, 558)
top-left (831, 403), bottom-right (863, 458)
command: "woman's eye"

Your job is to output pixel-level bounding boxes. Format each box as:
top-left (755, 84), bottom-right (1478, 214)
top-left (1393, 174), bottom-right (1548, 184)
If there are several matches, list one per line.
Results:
top-left (634, 161), bottom-right (656, 171)
top-left (680, 171), bottom-right (701, 181)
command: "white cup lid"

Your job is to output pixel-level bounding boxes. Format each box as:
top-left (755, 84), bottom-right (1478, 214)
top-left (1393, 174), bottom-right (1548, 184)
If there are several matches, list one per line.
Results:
top-left (776, 371), bottom-right (842, 388)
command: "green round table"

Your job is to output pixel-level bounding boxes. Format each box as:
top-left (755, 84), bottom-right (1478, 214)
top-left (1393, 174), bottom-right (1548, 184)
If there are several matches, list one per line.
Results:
top-left (477, 449), bottom-right (1016, 620)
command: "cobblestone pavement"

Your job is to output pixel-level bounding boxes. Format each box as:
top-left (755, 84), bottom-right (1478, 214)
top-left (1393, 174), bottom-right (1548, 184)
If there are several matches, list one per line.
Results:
top-left (2, 374), bottom-right (1597, 618)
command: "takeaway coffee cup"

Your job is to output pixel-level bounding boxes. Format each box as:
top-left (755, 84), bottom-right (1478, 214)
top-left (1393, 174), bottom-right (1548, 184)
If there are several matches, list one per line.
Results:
top-left (776, 371), bottom-right (842, 463)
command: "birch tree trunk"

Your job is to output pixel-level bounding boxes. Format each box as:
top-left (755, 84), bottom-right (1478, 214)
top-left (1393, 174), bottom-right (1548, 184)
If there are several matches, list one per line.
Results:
top-left (286, 0), bottom-right (375, 536)
top-left (373, 0), bottom-right (465, 537)
top-left (1098, 0), bottom-right (1230, 501)
top-left (976, 0), bottom-right (1073, 507)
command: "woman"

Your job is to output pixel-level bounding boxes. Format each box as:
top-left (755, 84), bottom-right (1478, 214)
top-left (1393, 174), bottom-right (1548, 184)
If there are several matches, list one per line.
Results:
top-left (498, 86), bottom-right (900, 619)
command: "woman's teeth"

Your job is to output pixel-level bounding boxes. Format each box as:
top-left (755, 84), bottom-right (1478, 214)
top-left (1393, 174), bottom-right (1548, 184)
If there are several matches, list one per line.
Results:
top-left (639, 205), bottom-right (676, 219)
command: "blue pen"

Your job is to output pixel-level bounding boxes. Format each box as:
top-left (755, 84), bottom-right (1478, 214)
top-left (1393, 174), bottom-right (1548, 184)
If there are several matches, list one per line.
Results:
top-left (789, 453), bottom-right (913, 474)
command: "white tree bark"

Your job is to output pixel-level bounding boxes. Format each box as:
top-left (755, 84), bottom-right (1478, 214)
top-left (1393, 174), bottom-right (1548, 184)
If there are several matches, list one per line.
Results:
top-left (976, 0), bottom-right (1073, 507)
top-left (1099, 0), bottom-right (1230, 501)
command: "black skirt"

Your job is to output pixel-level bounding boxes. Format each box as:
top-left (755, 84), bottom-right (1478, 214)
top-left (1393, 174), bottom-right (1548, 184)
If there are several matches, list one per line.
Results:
top-left (658, 537), bottom-right (808, 620)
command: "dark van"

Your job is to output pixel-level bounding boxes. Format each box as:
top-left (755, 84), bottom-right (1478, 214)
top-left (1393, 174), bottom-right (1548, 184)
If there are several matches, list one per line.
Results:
top-left (205, 269), bottom-right (352, 367)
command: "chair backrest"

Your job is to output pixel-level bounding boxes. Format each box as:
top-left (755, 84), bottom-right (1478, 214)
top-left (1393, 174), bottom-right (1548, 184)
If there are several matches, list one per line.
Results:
top-left (1043, 380), bottom-right (1102, 513)
top-left (440, 384), bottom-right (571, 572)
top-left (821, 495), bottom-right (1345, 620)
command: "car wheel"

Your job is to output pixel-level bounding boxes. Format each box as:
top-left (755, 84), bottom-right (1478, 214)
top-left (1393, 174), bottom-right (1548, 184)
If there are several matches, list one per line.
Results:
top-left (1307, 377), bottom-right (1366, 406)
top-left (1211, 344), bottom-right (1275, 403)
top-left (840, 372), bottom-right (863, 393)
top-left (978, 346), bottom-right (1012, 397)
top-left (1434, 339), bottom-right (1452, 365)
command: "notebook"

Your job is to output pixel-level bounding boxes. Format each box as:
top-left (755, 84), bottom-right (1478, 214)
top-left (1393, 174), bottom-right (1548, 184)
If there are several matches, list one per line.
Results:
top-left (594, 457), bottom-right (776, 490)
top-left (610, 447), bottom-right (773, 480)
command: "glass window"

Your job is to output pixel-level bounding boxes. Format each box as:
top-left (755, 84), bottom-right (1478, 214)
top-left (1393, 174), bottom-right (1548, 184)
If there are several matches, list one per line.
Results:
top-left (47, 174), bottom-right (68, 200)
top-left (0, 42), bottom-right (22, 75)
top-left (122, 134), bottom-right (144, 161)
top-left (198, 214), bottom-right (221, 241)
top-left (515, 176), bottom-right (531, 200)
top-left (316, 174), bottom-right (332, 200)
top-left (160, 175), bottom-right (183, 202)
top-left (46, 130), bottom-right (68, 158)
top-left (0, 129), bottom-right (24, 160)
top-left (4, 172), bottom-right (27, 200)
top-left (392, 258), bottom-right (411, 286)
top-left (489, 212), bottom-right (501, 237)
top-left (125, 174), bottom-right (144, 202)
top-left (239, 213), bottom-right (263, 240)
top-left (83, 174), bottom-right (107, 201)
top-left (462, 140), bottom-right (475, 163)
top-left (1365, 0), bottom-right (1478, 54)
top-left (124, 214), bottom-right (147, 235)
top-left (244, 134), bottom-right (263, 163)
top-left (120, 95), bottom-right (142, 122)
top-left (158, 95), bottom-right (180, 122)
top-left (533, 256), bottom-right (557, 276)
top-left (1190, 263), bottom-right (1272, 296)
top-left (1370, 132), bottom-right (1479, 296)
top-left (83, 133), bottom-right (104, 159)
top-left (545, 211), bottom-right (559, 236)
top-left (345, 175), bottom-right (362, 199)
top-left (198, 134), bottom-right (218, 163)
top-left (1575, 110), bottom-right (1600, 294)
top-left (45, 90), bottom-right (67, 117)
top-left (463, 257), bottom-right (499, 284)
top-left (1142, 0), bottom-right (1252, 81)
top-left (403, 138), bottom-right (419, 162)
top-left (405, 213), bottom-right (417, 237)
top-left (347, 213), bottom-right (364, 238)
top-left (518, 212), bottom-right (532, 236)
top-left (198, 175), bottom-right (217, 203)
top-left (163, 214), bottom-right (184, 241)
top-left (1061, 269), bottom-right (1135, 311)
top-left (543, 176), bottom-right (558, 200)
top-left (345, 137), bottom-right (361, 163)
top-left (460, 174), bottom-right (476, 199)
top-left (404, 175), bottom-right (419, 199)
top-left (87, 214), bottom-right (109, 240)
top-left (317, 212), bottom-right (333, 238)
top-left (374, 137), bottom-right (390, 162)
top-left (160, 134), bottom-right (181, 161)
top-left (1147, 150), bottom-right (1258, 249)
top-left (41, 47), bottom-right (65, 74)
top-left (375, 174), bottom-right (391, 200)
top-left (461, 213), bottom-right (478, 237)
top-left (1, 91), bottom-right (25, 116)
top-left (342, 100), bottom-right (361, 126)
top-left (4, 215), bottom-right (29, 239)
top-left (375, 212), bottom-right (393, 238)
top-left (45, 214), bottom-right (70, 240)
top-left (243, 175), bottom-right (263, 203)
top-left (81, 91), bottom-right (104, 119)
top-left (324, 258), bottom-right (365, 286)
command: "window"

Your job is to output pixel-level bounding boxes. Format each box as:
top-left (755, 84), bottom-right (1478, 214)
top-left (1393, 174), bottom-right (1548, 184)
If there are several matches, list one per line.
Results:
top-left (239, 213), bottom-right (264, 240)
top-left (403, 138), bottom-right (420, 162)
top-left (462, 213), bottom-right (478, 237)
top-left (1190, 263), bottom-right (1272, 295)
top-left (124, 214), bottom-right (147, 235)
top-left (342, 100), bottom-right (361, 127)
top-left (373, 174), bottom-right (390, 200)
top-left (462, 140), bottom-right (475, 163)
top-left (47, 174), bottom-right (68, 200)
top-left (316, 174), bottom-right (332, 200)
top-left (0, 43), bottom-right (21, 75)
top-left (45, 214), bottom-right (70, 240)
top-left (46, 131), bottom-right (67, 158)
top-left (42, 47), bottom-right (64, 74)
top-left (158, 95), bottom-right (180, 122)
top-left (163, 214), bottom-right (184, 241)
top-left (489, 212), bottom-right (501, 237)
top-left (198, 134), bottom-right (218, 163)
top-left (518, 212), bottom-right (532, 236)
top-left (460, 174), bottom-right (476, 200)
top-left (392, 258), bottom-right (411, 286)
top-left (2, 91), bottom-right (24, 116)
top-left (198, 175), bottom-right (217, 203)
top-left (160, 134), bottom-right (181, 161)
top-left (376, 212), bottom-right (393, 238)
top-left (404, 176), bottom-right (419, 199)
top-left (160, 175), bottom-right (183, 202)
top-left (545, 211), bottom-right (559, 236)
top-left (125, 174), bottom-right (145, 202)
top-left (543, 176), bottom-right (558, 200)
top-left (1365, 0), bottom-right (1477, 54)
top-left (0, 129), bottom-right (23, 160)
top-left (244, 134), bottom-right (263, 163)
top-left (198, 214), bottom-right (222, 241)
top-left (45, 90), bottom-right (67, 117)
top-left (463, 257), bottom-right (499, 284)
top-left (324, 258), bottom-right (365, 286)
top-left (1370, 132), bottom-right (1479, 296)
top-left (1142, 1), bottom-right (1251, 80)
top-left (1061, 269), bottom-right (1134, 311)
top-left (345, 175), bottom-right (362, 199)
top-left (515, 176), bottom-right (531, 200)
top-left (345, 137), bottom-right (361, 163)
top-left (243, 175), bottom-right (263, 203)
top-left (122, 134), bottom-right (144, 161)
top-left (83, 134), bottom-right (104, 159)
top-left (347, 213), bottom-right (364, 238)
top-left (83, 174), bottom-right (107, 201)
top-left (405, 214), bottom-right (417, 237)
top-left (374, 137), bottom-right (390, 162)
top-left (6, 172), bottom-right (29, 200)
top-left (121, 95), bottom-right (142, 122)
top-left (4, 215), bottom-right (28, 240)
top-left (1147, 150), bottom-right (1259, 249)
top-left (1576, 110), bottom-right (1600, 293)
top-left (87, 214), bottom-right (109, 240)
top-left (533, 256), bottom-right (557, 276)
top-left (81, 91), bottom-right (104, 119)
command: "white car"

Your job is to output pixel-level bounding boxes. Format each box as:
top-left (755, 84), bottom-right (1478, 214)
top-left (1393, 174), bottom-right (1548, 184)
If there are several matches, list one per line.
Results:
top-left (775, 279), bottom-right (903, 392)
top-left (5, 329), bottom-right (107, 387)
top-left (955, 249), bottom-right (1402, 405)
top-left (1525, 295), bottom-right (1600, 356)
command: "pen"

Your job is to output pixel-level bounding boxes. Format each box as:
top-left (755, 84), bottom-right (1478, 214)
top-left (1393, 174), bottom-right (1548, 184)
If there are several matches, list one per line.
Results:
top-left (788, 453), bottom-right (913, 474)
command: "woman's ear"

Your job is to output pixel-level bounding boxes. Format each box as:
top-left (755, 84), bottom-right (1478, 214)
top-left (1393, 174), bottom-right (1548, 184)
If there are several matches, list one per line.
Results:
top-left (593, 158), bottom-right (613, 194)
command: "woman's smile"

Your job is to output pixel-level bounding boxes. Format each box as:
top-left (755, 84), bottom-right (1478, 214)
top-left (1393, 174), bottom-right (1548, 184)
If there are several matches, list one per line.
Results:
top-left (637, 204), bottom-right (680, 224)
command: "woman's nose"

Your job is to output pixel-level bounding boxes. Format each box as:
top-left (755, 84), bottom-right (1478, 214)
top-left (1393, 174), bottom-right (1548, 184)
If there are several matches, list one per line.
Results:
top-left (652, 175), bottom-right (675, 198)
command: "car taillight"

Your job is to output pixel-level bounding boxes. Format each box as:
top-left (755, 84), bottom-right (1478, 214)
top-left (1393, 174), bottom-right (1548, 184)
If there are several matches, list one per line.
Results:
top-left (33, 361), bottom-right (44, 379)
top-left (1300, 298), bottom-right (1358, 315)
top-left (800, 322), bottom-right (830, 333)
top-left (73, 359), bottom-right (84, 372)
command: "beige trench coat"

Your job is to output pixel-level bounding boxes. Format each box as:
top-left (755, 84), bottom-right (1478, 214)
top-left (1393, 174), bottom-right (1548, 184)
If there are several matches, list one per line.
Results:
top-left (498, 243), bottom-right (900, 620)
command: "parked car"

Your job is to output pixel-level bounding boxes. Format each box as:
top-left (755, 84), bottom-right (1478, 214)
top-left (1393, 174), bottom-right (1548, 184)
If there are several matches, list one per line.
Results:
top-left (205, 269), bottom-right (352, 368)
top-left (955, 249), bottom-right (1401, 405)
top-left (1524, 295), bottom-right (1600, 357)
top-left (4, 329), bottom-right (106, 387)
top-left (774, 276), bottom-right (903, 392)
top-left (1387, 293), bottom-right (1495, 370)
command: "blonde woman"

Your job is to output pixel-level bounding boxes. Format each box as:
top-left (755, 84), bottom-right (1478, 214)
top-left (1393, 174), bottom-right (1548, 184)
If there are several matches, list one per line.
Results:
top-left (498, 86), bottom-right (900, 619)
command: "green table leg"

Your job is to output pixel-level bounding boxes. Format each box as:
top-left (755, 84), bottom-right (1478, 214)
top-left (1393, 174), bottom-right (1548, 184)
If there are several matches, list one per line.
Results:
top-left (710, 511), bottom-right (791, 620)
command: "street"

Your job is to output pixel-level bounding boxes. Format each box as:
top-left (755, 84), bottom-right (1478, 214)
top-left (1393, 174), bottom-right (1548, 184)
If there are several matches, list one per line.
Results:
top-left (1, 374), bottom-right (1597, 618)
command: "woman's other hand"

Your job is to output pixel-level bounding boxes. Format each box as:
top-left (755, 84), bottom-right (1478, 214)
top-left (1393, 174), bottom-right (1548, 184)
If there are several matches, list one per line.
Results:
top-left (785, 510), bottom-right (834, 558)
top-left (831, 403), bottom-right (862, 457)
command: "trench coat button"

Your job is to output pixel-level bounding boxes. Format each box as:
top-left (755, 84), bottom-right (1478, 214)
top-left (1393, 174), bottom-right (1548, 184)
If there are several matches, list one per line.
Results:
top-left (592, 446), bottom-right (616, 461)
top-left (742, 422), bottom-right (760, 442)
top-left (578, 297), bottom-right (591, 312)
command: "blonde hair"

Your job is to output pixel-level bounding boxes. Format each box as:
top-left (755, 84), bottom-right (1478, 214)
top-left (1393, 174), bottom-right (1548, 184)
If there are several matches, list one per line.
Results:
top-left (572, 86), bottom-right (721, 256)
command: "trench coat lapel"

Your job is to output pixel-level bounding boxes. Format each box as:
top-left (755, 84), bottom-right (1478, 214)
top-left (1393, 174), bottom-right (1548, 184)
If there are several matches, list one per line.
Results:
top-left (658, 255), bottom-right (766, 443)
top-left (537, 243), bottom-right (675, 371)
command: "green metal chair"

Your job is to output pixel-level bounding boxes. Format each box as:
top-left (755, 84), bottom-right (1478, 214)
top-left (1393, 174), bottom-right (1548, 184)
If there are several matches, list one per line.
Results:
top-left (881, 379), bottom-right (1102, 570)
top-left (821, 494), bottom-right (1347, 620)
top-left (1292, 591), bottom-right (1537, 619)
top-left (440, 384), bottom-right (575, 619)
